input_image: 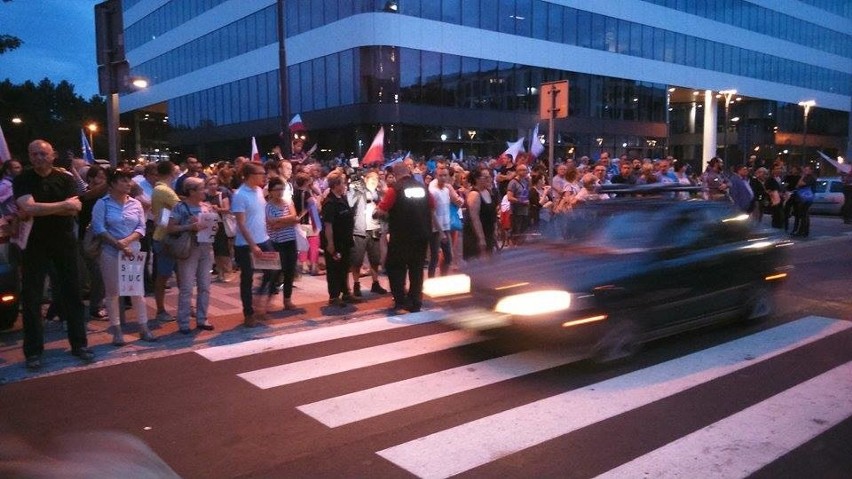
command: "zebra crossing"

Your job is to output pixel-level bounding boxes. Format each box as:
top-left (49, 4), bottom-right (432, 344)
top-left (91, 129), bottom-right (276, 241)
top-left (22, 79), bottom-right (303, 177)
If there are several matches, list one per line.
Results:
top-left (195, 314), bottom-right (852, 478)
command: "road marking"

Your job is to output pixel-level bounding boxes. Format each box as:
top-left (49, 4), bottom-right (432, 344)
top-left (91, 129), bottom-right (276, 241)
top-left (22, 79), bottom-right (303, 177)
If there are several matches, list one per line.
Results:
top-left (196, 310), bottom-right (446, 361)
top-left (596, 360), bottom-right (852, 479)
top-left (238, 329), bottom-right (481, 389)
top-left (298, 350), bottom-right (587, 427)
top-left (377, 316), bottom-right (852, 479)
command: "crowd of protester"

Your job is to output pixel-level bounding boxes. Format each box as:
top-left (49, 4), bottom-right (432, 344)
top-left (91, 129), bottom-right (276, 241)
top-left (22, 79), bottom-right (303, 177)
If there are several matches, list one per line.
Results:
top-left (0, 138), bottom-right (834, 369)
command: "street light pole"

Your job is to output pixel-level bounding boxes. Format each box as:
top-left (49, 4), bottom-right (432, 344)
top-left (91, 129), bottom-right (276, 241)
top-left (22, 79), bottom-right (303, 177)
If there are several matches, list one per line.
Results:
top-left (798, 100), bottom-right (816, 167)
top-left (720, 89), bottom-right (737, 164)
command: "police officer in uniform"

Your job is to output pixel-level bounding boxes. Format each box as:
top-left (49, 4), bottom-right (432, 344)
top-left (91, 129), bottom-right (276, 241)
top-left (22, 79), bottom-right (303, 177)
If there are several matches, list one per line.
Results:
top-left (374, 162), bottom-right (438, 313)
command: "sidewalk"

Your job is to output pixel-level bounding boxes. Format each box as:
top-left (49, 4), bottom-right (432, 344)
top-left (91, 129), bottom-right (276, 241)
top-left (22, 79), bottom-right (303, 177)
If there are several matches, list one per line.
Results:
top-left (0, 272), bottom-right (396, 384)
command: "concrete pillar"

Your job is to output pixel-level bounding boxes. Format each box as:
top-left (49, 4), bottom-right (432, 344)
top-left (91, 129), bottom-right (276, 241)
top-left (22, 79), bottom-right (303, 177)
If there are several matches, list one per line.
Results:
top-left (688, 102), bottom-right (696, 134)
top-left (702, 90), bottom-right (717, 172)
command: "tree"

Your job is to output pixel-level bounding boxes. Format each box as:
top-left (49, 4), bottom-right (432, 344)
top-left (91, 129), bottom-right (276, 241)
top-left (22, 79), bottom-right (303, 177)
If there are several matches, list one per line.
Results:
top-left (0, 0), bottom-right (22, 55)
top-left (0, 79), bottom-right (106, 162)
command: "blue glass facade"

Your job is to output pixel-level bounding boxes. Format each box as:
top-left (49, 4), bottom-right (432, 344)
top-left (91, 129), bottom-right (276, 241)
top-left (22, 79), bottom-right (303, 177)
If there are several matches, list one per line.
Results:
top-left (133, 6), bottom-right (277, 85)
top-left (168, 70), bottom-right (280, 129)
top-left (286, 1), bottom-right (851, 96)
top-left (125, 0), bottom-right (231, 51)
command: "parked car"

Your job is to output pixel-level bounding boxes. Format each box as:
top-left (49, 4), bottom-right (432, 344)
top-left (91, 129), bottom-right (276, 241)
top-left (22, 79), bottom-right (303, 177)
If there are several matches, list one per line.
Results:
top-left (810, 177), bottom-right (845, 215)
top-left (426, 188), bottom-right (792, 362)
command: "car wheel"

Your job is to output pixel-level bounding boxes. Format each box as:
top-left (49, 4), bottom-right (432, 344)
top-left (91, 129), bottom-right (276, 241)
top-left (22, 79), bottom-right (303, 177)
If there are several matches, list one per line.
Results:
top-left (745, 287), bottom-right (774, 321)
top-left (593, 319), bottom-right (641, 364)
top-left (0, 305), bottom-right (18, 331)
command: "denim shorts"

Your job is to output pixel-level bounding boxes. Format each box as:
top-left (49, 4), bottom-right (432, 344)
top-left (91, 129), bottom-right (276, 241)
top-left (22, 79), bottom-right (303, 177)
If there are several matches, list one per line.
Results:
top-left (153, 240), bottom-right (177, 277)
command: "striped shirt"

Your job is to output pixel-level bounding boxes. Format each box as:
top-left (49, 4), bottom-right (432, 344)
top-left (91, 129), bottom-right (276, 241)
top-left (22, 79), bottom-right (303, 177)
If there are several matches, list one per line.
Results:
top-left (266, 200), bottom-right (296, 243)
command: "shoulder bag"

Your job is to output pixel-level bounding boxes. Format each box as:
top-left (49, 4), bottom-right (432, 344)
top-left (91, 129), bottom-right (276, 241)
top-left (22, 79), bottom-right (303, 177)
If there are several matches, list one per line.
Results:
top-left (163, 202), bottom-right (193, 259)
top-left (82, 198), bottom-right (106, 259)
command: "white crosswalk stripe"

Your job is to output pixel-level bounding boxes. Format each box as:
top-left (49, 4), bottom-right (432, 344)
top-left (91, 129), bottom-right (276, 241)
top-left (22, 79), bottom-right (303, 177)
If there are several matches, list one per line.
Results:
top-left (376, 316), bottom-right (852, 478)
top-left (298, 349), bottom-right (587, 427)
top-left (199, 315), bottom-right (852, 478)
top-left (196, 310), bottom-right (446, 361)
top-left (238, 329), bottom-right (481, 389)
top-left (595, 360), bottom-right (852, 479)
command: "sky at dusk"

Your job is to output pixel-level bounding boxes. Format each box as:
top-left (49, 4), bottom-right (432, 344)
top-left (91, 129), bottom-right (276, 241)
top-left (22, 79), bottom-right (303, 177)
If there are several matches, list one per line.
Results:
top-left (1, 0), bottom-right (101, 98)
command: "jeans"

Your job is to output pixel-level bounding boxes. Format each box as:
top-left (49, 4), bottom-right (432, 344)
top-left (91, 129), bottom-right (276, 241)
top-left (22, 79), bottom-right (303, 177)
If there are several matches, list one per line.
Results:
top-left (177, 243), bottom-right (213, 328)
top-left (268, 241), bottom-right (298, 299)
top-left (428, 230), bottom-right (452, 278)
top-left (234, 241), bottom-right (273, 317)
top-left (20, 237), bottom-right (86, 357)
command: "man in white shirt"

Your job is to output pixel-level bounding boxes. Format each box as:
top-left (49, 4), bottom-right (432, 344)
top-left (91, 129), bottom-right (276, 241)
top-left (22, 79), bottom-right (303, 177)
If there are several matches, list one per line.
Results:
top-left (231, 161), bottom-right (272, 327)
top-left (427, 165), bottom-right (463, 277)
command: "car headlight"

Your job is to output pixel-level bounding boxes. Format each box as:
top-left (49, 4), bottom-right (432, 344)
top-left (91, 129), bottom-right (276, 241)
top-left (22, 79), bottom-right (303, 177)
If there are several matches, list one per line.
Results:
top-left (494, 290), bottom-right (572, 316)
top-left (423, 274), bottom-right (471, 298)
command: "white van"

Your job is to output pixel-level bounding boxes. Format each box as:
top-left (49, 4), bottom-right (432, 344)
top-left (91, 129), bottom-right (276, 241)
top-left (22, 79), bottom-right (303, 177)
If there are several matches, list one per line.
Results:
top-left (810, 177), bottom-right (845, 215)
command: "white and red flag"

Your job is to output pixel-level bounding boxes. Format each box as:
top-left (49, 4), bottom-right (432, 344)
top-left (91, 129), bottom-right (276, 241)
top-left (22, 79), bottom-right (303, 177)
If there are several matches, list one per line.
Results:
top-left (0, 126), bottom-right (12, 163)
top-left (251, 136), bottom-right (261, 163)
top-left (361, 127), bottom-right (385, 166)
top-left (530, 123), bottom-right (545, 161)
top-left (288, 114), bottom-right (306, 132)
top-left (503, 137), bottom-right (525, 160)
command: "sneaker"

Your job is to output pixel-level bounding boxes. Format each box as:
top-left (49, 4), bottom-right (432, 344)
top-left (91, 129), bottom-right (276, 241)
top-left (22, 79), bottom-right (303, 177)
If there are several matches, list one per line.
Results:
top-left (25, 355), bottom-right (42, 371)
top-left (90, 308), bottom-right (108, 321)
top-left (353, 282), bottom-right (362, 297)
top-left (71, 347), bottom-right (95, 362)
top-left (155, 311), bottom-right (175, 322)
top-left (328, 298), bottom-right (345, 308)
top-left (196, 323), bottom-right (215, 331)
top-left (371, 281), bottom-right (388, 294)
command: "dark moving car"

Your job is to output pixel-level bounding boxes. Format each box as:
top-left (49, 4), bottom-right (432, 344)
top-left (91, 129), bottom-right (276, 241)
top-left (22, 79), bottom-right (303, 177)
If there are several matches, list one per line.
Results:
top-left (427, 188), bottom-right (792, 362)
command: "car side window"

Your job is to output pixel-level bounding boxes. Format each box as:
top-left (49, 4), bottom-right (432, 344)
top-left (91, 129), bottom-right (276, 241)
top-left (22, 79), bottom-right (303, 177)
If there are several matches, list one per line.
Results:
top-left (830, 181), bottom-right (844, 193)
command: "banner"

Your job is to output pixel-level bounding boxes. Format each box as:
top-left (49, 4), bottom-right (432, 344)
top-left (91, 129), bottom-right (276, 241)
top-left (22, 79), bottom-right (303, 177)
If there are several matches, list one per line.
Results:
top-left (196, 212), bottom-right (219, 243)
top-left (118, 249), bottom-right (146, 297)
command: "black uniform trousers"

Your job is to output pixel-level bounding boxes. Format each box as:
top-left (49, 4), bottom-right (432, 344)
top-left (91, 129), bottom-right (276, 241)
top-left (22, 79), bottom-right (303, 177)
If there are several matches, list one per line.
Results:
top-left (385, 239), bottom-right (428, 309)
top-left (21, 238), bottom-right (86, 358)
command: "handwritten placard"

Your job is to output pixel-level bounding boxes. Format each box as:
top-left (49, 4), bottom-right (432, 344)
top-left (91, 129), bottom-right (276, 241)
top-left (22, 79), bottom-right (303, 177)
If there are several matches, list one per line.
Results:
top-left (196, 212), bottom-right (219, 243)
top-left (118, 249), bottom-right (146, 297)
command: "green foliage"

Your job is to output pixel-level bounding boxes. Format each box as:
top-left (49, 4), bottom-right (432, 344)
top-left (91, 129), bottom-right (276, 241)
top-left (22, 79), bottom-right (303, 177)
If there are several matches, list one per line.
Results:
top-left (1, 79), bottom-right (106, 162)
top-left (0, 34), bottom-right (22, 54)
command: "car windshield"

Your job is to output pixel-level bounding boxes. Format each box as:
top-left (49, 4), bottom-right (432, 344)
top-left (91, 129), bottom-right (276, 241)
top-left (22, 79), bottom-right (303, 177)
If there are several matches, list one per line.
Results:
top-left (541, 207), bottom-right (663, 253)
top-left (815, 180), bottom-right (828, 193)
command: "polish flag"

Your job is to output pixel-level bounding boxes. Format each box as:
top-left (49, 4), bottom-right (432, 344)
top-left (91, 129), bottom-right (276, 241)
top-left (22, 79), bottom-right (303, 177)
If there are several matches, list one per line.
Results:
top-left (530, 123), bottom-right (545, 161)
top-left (0, 126), bottom-right (12, 163)
top-left (361, 127), bottom-right (385, 166)
top-left (251, 136), bottom-right (261, 163)
top-left (288, 114), bottom-right (306, 132)
top-left (503, 137), bottom-right (525, 160)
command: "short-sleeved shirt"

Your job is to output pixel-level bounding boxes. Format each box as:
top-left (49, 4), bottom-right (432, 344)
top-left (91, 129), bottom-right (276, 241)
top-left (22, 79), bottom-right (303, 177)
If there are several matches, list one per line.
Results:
top-left (320, 193), bottom-right (354, 251)
top-left (267, 201), bottom-right (296, 243)
top-left (508, 177), bottom-right (530, 216)
top-left (13, 168), bottom-right (78, 242)
top-left (151, 181), bottom-right (180, 241)
top-left (231, 184), bottom-right (269, 247)
top-left (91, 195), bottom-right (146, 255)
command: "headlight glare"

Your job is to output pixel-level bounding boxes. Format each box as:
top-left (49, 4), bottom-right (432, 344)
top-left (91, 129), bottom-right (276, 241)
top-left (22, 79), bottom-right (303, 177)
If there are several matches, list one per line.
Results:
top-left (423, 274), bottom-right (471, 298)
top-left (494, 290), bottom-right (572, 316)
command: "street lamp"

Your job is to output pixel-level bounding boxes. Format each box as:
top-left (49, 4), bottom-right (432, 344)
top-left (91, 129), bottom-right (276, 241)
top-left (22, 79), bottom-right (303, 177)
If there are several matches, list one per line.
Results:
top-left (87, 122), bottom-right (98, 149)
top-left (798, 100), bottom-right (816, 166)
top-left (719, 89), bottom-right (737, 164)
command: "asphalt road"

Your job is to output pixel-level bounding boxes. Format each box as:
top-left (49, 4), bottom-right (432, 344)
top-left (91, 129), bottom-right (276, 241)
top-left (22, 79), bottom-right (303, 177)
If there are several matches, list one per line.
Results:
top-left (1, 217), bottom-right (850, 478)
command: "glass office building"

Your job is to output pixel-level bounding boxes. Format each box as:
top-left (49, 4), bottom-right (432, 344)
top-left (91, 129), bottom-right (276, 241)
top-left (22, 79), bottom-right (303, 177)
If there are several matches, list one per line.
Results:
top-left (120, 0), bottom-right (851, 169)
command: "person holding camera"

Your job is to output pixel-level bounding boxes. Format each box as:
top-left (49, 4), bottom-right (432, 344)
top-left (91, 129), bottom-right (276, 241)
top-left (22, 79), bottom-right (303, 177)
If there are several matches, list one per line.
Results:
top-left (347, 170), bottom-right (387, 296)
